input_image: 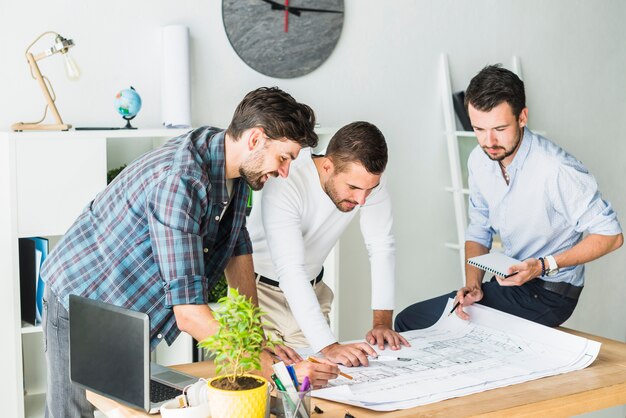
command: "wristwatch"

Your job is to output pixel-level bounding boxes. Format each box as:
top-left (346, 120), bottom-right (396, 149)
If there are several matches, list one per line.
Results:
top-left (545, 255), bottom-right (559, 276)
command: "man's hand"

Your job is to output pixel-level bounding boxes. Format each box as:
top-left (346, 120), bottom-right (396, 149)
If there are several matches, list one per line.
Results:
top-left (496, 258), bottom-right (542, 287)
top-left (259, 349), bottom-right (276, 382)
top-left (454, 285), bottom-right (483, 320)
top-left (320, 342), bottom-right (377, 367)
top-left (293, 357), bottom-right (339, 389)
top-left (268, 344), bottom-right (303, 365)
top-left (366, 325), bottom-right (410, 350)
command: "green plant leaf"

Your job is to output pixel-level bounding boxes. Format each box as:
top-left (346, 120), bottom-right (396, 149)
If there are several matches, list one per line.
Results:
top-left (198, 287), bottom-right (269, 385)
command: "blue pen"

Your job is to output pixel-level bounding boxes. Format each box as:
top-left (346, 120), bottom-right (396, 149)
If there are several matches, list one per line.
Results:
top-left (286, 364), bottom-right (299, 391)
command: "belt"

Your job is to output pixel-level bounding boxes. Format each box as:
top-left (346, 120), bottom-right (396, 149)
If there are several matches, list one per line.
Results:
top-left (536, 279), bottom-right (583, 300)
top-left (257, 268), bottom-right (324, 287)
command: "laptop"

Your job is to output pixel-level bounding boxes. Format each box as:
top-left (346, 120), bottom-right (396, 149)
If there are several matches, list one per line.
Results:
top-left (69, 295), bottom-right (199, 413)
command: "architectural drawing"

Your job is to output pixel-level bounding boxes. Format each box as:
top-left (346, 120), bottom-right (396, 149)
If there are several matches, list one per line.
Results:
top-left (313, 300), bottom-right (600, 411)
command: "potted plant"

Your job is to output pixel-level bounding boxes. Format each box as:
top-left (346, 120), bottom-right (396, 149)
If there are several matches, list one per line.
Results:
top-left (199, 287), bottom-right (272, 418)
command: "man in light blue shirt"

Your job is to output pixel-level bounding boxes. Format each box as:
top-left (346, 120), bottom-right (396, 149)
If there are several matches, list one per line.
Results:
top-left (395, 65), bottom-right (623, 330)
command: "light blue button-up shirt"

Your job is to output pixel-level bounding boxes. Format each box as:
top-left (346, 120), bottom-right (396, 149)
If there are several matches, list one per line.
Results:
top-left (465, 128), bottom-right (621, 287)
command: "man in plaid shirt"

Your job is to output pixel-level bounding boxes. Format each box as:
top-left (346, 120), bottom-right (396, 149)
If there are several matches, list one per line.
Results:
top-left (41, 87), bottom-right (339, 417)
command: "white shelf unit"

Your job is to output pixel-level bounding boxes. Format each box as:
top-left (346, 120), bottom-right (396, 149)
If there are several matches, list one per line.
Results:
top-left (1, 128), bottom-right (189, 418)
top-left (440, 54), bottom-right (523, 282)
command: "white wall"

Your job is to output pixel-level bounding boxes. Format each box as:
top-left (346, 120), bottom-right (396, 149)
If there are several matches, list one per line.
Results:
top-left (2, 0), bottom-right (625, 387)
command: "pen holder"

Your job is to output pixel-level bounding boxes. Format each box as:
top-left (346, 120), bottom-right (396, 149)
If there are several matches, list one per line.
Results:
top-left (275, 388), bottom-right (311, 418)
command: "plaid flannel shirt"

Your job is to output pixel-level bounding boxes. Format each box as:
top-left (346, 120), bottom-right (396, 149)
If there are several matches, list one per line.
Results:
top-left (42, 126), bottom-right (252, 349)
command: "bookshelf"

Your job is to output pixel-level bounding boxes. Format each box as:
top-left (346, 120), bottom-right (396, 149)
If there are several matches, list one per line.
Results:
top-left (0, 128), bottom-right (189, 418)
top-left (440, 54), bottom-right (523, 283)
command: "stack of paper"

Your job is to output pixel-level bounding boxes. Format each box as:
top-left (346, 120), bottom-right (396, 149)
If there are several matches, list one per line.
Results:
top-left (312, 300), bottom-right (600, 411)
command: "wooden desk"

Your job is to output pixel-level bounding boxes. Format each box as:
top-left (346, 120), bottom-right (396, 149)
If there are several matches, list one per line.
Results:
top-left (87, 329), bottom-right (626, 417)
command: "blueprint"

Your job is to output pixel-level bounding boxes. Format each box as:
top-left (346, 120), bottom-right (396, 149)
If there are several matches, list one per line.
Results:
top-left (312, 299), bottom-right (601, 411)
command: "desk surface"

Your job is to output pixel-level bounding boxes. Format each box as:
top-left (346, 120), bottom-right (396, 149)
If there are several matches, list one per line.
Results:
top-left (87, 329), bottom-right (626, 418)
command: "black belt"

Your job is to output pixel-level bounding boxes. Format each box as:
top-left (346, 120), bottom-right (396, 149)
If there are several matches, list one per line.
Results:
top-left (257, 268), bottom-right (324, 287)
top-left (536, 279), bottom-right (583, 300)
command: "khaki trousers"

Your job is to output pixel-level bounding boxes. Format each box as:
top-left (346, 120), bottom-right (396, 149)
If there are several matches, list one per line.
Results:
top-left (257, 279), bottom-right (334, 348)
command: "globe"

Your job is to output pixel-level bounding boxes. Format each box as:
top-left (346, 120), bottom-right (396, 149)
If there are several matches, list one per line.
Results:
top-left (114, 87), bottom-right (142, 129)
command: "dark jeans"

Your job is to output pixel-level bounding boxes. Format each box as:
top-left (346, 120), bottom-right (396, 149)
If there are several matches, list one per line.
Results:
top-left (43, 287), bottom-right (95, 418)
top-left (395, 277), bottom-right (579, 332)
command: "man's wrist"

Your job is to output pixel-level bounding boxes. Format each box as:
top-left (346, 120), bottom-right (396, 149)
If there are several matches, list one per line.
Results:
top-left (464, 279), bottom-right (482, 292)
top-left (372, 310), bottom-right (393, 329)
top-left (538, 257), bottom-right (546, 277)
top-left (320, 342), bottom-right (339, 355)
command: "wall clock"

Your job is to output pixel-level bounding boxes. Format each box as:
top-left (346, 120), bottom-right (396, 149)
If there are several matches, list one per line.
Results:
top-left (222, 0), bottom-right (344, 78)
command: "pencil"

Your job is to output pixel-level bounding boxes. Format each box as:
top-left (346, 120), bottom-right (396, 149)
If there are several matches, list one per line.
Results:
top-left (448, 301), bottom-right (460, 316)
top-left (307, 356), bottom-right (353, 380)
top-left (448, 274), bottom-right (517, 317)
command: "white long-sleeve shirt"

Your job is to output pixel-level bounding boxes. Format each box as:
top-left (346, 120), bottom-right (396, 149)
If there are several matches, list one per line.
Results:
top-left (248, 148), bottom-right (395, 352)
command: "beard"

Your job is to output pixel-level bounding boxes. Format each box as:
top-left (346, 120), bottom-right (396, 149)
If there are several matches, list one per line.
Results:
top-left (482, 128), bottom-right (523, 162)
top-left (323, 176), bottom-right (359, 213)
top-left (239, 147), bottom-right (276, 191)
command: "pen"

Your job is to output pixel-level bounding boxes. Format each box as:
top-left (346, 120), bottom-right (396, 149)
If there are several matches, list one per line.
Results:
top-left (504, 271), bottom-right (519, 279)
top-left (368, 355), bottom-right (412, 362)
top-left (307, 356), bottom-right (353, 380)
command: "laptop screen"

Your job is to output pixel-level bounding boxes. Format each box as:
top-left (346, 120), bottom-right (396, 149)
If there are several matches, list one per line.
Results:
top-left (69, 295), bottom-right (149, 410)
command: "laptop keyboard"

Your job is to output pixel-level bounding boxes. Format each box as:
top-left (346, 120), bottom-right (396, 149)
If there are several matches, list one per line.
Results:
top-left (150, 380), bottom-right (183, 403)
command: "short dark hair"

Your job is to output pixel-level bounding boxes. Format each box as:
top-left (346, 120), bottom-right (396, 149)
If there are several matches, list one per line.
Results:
top-left (464, 64), bottom-right (526, 119)
top-left (326, 121), bottom-right (388, 174)
top-left (226, 87), bottom-right (318, 148)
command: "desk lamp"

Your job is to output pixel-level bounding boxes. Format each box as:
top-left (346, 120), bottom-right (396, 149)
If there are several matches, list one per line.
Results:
top-left (11, 31), bottom-right (80, 132)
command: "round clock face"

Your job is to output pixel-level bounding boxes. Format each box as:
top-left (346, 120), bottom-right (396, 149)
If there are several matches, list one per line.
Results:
top-left (222, 0), bottom-right (344, 78)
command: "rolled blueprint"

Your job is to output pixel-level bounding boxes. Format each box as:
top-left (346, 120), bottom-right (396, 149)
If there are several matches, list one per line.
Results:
top-left (161, 25), bottom-right (191, 128)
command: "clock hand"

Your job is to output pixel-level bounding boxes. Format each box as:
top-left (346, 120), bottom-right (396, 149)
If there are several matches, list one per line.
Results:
top-left (262, 0), bottom-right (301, 16)
top-left (287, 5), bottom-right (343, 14)
top-left (261, 0), bottom-right (342, 16)
top-left (284, 0), bottom-right (288, 32)
top-left (271, 4), bottom-right (301, 16)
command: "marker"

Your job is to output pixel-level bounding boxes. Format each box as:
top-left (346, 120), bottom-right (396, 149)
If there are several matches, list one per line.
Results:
top-left (307, 356), bottom-right (353, 380)
top-left (300, 376), bottom-right (311, 392)
top-left (286, 364), bottom-right (299, 390)
top-left (271, 373), bottom-right (286, 391)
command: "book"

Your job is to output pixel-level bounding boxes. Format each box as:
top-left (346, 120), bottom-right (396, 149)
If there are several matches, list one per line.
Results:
top-left (452, 91), bottom-right (473, 131)
top-left (18, 237), bottom-right (48, 325)
top-left (19, 239), bottom-right (37, 325)
top-left (467, 252), bottom-right (520, 277)
top-left (32, 237), bottom-right (49, 324)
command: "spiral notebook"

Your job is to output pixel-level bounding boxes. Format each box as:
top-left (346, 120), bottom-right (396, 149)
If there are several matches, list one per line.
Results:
top-left (467, 253), bottom-right (520, 277)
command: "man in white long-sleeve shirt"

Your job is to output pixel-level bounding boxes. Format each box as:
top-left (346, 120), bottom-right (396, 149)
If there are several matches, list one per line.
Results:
top-left (248, 121), bottom-right (409, 367)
